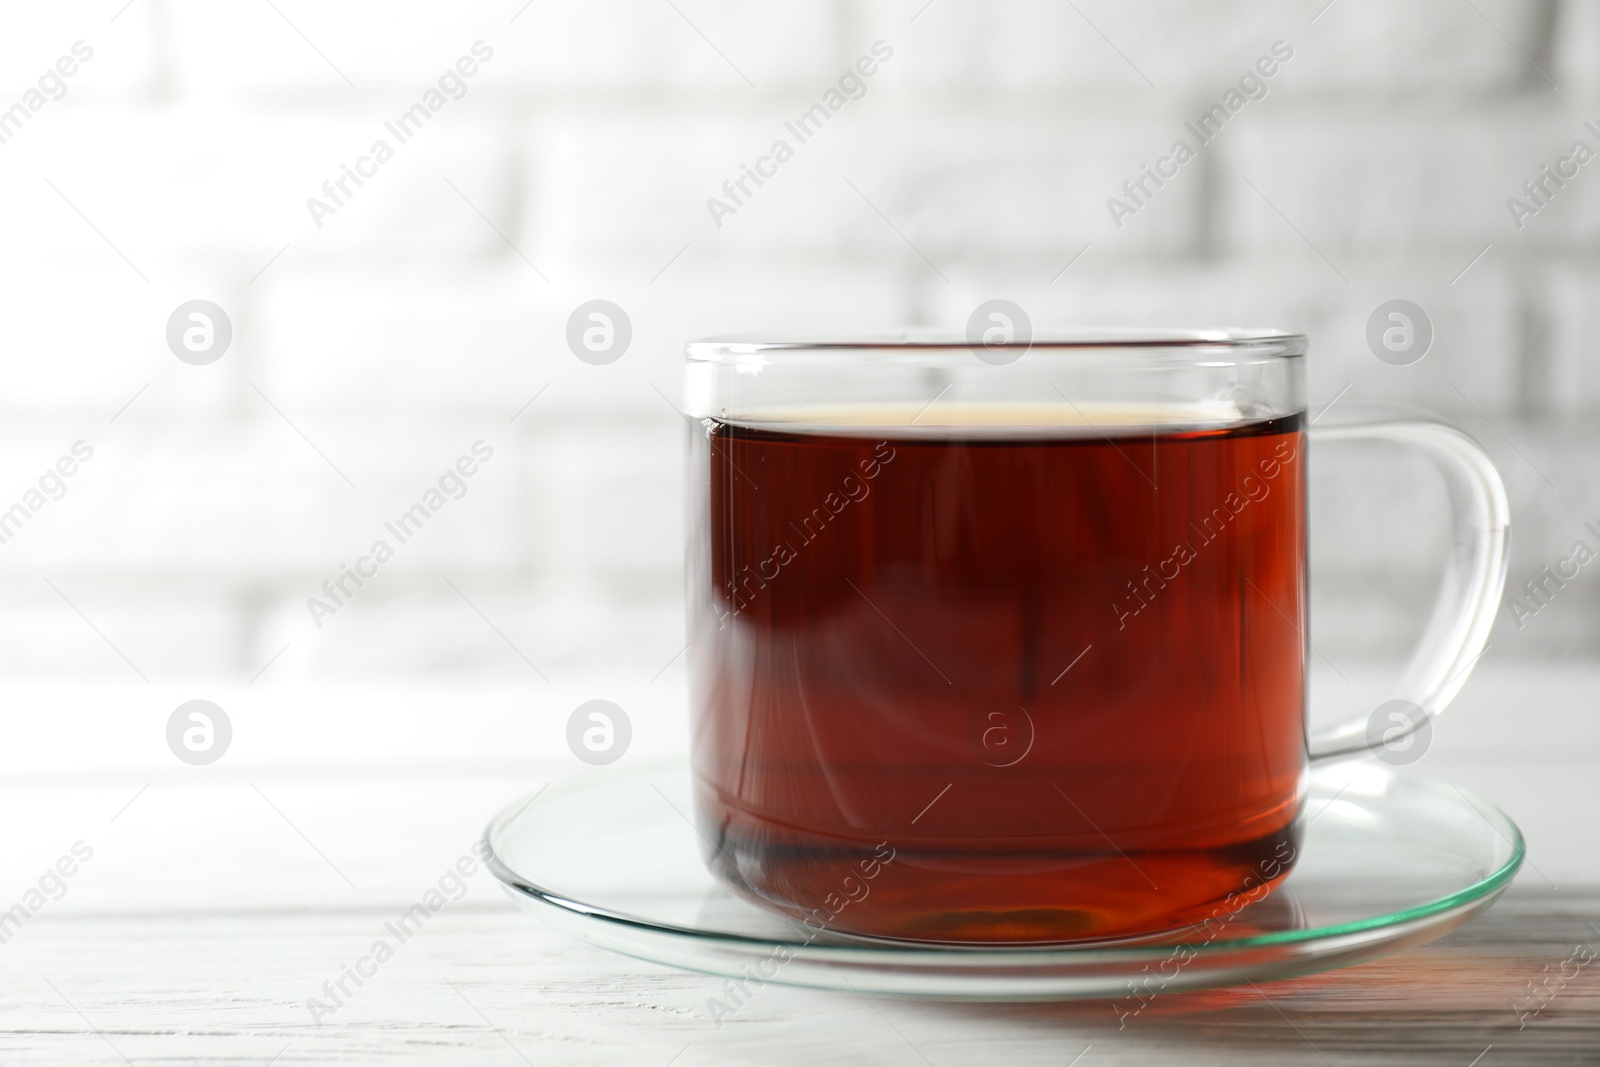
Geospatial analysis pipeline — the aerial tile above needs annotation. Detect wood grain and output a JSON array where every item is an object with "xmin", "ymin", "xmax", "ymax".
[{"xmin": 0, "ymin": 890, "xmax": 1595, "ymax": 1065}]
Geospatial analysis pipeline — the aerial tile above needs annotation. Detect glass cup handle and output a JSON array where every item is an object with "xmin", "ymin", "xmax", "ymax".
[{"xmin": 1306, "ymin": 411, "xmax": 1511, "ymax": 762}]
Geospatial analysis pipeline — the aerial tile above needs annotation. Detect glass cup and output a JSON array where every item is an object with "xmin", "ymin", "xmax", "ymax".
[{"xmin": 681, "ymin": 330, "xmax": 1509, "ymax": 943}]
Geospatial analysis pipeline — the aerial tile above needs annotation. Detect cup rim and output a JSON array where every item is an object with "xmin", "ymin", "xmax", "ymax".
[{"xmin": 687, "ymin": 327, "xmax": 1308, "ymax": 362}]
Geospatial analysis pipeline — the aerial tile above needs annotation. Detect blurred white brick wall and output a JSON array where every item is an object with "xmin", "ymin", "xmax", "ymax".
[{"xmin": 0, "ymin": 0, "xmax": 1595, "ymax": 682}]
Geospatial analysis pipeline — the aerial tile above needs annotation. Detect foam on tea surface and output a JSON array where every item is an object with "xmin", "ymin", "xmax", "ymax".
[{"xmin": 724, "ymin": 399, "xmax": 1250, "ymax": 436}]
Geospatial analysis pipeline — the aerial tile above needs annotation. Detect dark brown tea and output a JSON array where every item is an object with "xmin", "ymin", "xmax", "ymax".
[{"xmin": 687, "ymin": 406, "xmax": 1307, "ymax": 942}]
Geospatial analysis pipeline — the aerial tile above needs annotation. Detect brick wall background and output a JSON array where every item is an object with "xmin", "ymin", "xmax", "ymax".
[{"xmin": 1, "ymin": 0, "xmax": 1595, "ymax": 686}]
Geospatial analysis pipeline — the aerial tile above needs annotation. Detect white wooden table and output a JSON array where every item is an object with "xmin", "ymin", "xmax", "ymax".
[{"xmin": 2, "ymin": 666, "xmax": 1595, "ymax": 1065}]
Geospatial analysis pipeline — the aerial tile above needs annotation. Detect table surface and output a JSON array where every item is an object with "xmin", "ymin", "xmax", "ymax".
[{"xmin": 1, "ymin": 665, "xmax": 1596, "ymax": 1066}]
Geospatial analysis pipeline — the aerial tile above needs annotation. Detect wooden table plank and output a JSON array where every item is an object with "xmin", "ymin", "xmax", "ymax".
[{"xmin": 0, "ymin": 889, "xmax": 1595, "ymax": 1066}]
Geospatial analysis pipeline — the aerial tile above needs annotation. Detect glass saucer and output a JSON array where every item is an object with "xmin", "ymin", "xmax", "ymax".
[{"xmin": 483, "ymin": 760, "xmax": 1522, "ymax": 1000}]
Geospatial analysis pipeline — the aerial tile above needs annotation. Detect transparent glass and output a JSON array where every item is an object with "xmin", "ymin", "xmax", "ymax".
[
  {"xmin": 678, "ymin": 330, "xmax": 1508, "ymax": 945},
  {"xmin": 1304, "ymin": 410, "xmax": 1510, "ymax": 757},
  {"xmin": 484, "ymin": 760, "xmax": 1523, "ymax": 999},
  {"xmin": 684, "ymin": 328, "xmax": 1307, "ymax": 434}
]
